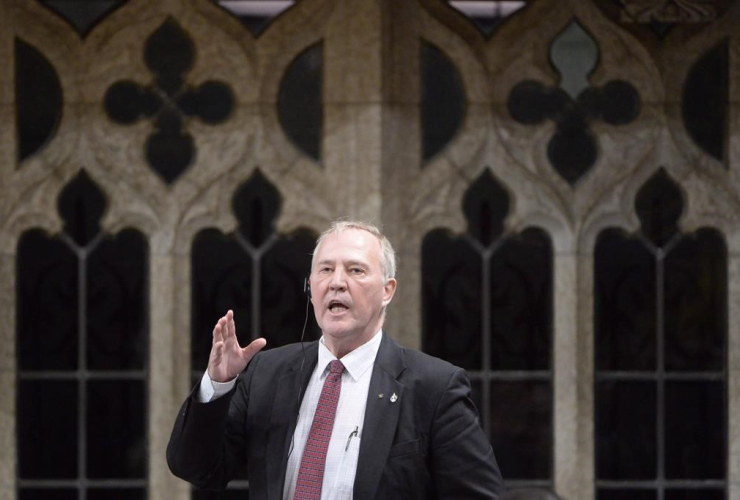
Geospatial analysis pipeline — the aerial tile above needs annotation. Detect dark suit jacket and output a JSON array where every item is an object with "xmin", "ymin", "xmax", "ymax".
[{"xmin": 167, "ymin": 333, "xmax": 504, "ymax": 499}]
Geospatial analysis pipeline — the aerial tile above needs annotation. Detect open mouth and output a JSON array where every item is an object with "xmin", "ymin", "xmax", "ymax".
[{"xmin": 328, "ymin": 300, "xmax": 349, "ymax": 313}]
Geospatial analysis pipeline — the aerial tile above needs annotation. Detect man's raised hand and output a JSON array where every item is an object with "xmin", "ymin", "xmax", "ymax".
[{"xmin": 208, "ymin": 310, "xmax": 266, "ymax": 383}]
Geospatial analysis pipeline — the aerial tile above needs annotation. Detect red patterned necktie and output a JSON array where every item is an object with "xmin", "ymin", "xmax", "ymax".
[{"xmin": 293, "ymin": 359, "xmax": 345, "ymax": 500}]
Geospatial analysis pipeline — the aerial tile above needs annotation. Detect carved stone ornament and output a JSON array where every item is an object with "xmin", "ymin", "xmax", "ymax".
[{"xmin": 620, "ymin": 0, "xmax": 717, "ymax": 23}]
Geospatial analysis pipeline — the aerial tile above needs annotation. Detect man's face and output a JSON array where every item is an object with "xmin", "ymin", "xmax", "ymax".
[{"xmin": 310, "ymin": 228, "xmax": 397, "ymax": 355}]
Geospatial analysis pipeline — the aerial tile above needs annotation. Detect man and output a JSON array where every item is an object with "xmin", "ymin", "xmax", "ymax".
[{"xmin": 167, "ymin": 221, "xmax": 504, "ymax": 499}]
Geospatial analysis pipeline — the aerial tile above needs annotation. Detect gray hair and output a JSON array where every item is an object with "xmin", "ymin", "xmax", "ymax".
[{"xmin": 311, "ymin": 220, "xmax": 397, "ymax": 282}]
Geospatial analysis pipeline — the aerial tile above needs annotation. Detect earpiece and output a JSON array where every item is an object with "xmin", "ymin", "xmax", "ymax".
[{"xmin": 304, "ymin": 277, "xmax": 312, "ymax": 299}]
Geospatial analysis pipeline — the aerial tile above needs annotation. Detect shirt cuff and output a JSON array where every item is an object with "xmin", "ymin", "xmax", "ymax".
[{"xmin": 196, "ymin": 370, "xmax": 238, "ymax": 403}]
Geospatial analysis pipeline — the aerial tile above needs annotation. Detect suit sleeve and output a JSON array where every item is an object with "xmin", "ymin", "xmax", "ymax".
[
  {"xmin": 429, "ymin": 368, "xmax": 505, "ymax": 499},
  {"xmin": 166, "ymin": 352, "xmax": 261, "ymax": 490}
]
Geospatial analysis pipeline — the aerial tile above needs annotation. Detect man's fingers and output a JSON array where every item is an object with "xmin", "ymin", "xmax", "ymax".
[
  {"xmin": 227, "ymin": 310, "xmax": 237, "ymax": 341},
  {"xmin": 213, "ymin": 323, "xmax": 223, "ymax": 344},
  {"xmin": 242, "ymin": 338, "xmax": 266, "ymax": 361},
  {"xmin": 212, "ymin": 341, "xmax": 223, "ymax": 360}
]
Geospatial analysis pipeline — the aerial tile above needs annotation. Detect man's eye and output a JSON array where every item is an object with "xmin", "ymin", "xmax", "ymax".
[{"xmin": 350, "ymin": 268, "xmax": 363, "ymax": 274}]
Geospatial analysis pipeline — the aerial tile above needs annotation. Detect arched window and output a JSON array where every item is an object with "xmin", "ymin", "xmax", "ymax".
[
  {"xmin": 422, "ymin": 170, "xmax": 553, "ymax": 489},
  {"xmin": 190, "ymin": 170, "xmax": 319, "ymax": 498},
  {"xmin": 16, "ymin": 170, "xmax": 149, "ymax": 499},
  {"xmin": 595, "ymin": 169, "xmax": 727, "ymax": 500}
]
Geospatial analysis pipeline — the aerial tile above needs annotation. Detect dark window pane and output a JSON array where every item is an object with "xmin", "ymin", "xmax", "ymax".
[
  {"xmin": 144, "ymin": 17, "xmax": 194, "ymax": 96},
  {"xmin": 682, "ymin": 39, "xmax": 729, "ymax": 165},
  {"xmin": 38, "ymin": 0, "xmax": 127, "ymax": 37},
  {"xmin": 177, "ymin": 80, "xmax": 234, "ymax": 125},
  {"xmin": 233, "ymin": 170, "xmax": 281, "ymax": 248},
  {"xmin": 191, "ymin": 229, "xmax": 253, "ymax": 372},
  {"xmin": 421, "ymin": 40, "xmax": 465, "ymax": 161},
  {"xmin": 635, "ymin": 169, "xmax": 683, "ymax": 249},
  {"xmin": 15, "ymin": 37, "xmax": 62, "ymax": 162},
  {"xmin": 665, "ymin": 489, "xmax": 725, "ymax": 500},
  {"xmin": 508, "ymin": 80, "xmax": 554, "ymax": 125},
  {"xmin": 595, "ymin": 229, "xmax": 656, "ymax": 371},
  {"xmin": 580, "ymin": 80, "xmax": 641, "ymax": 126},
  {"xmin": 596, "ymin": 381, "xmax": 656, "ymax": 480},
  {"xmin": 665, "ymin": 381, "xmax": 725, "ymax": 479},
  {"xmin": 597, "ymin": 489, "xmax": 656, "ymax": 500},
  {"xmin": 490, "ymin": 381, "xmax": 551, "ymax": 480},
  {"xmin": 87, "ymin": 229, "xmax": 148, "ymax": 370},
  {"xmin": 18, "ymin": 381, "xmax": 78, "ymax": 478},
  {"xmin": 88, "ymin": 489, "xmax": 146, "ymax": 500},
  {"xmin": 19, "ymin": 490, "xmax": 77, "ymax": 500},
  {"xmin": 58, "ymin": 170, "xmax": 107, "ymax": 248},
  {"xmin": 87, "ymin": 380, "xmax": 146, "ymax": 479},
  {"xmin": 278, "ymin": 42, "xmax": 323, "ymax": 161},
  {"xmin": 664, "ymin": 229, "xmax": 726, "ymax": 372},
  {"xmin": 547, "ymin": 116, "xmax": 597, "ymax": 186},
  {"xmin": 145, "ymin": 109, "xmax": 194, "ymax": 184},
  {"xmin": 104, "ymin": 81, "xmax": 161, "ymax": 125},
  {"xmin": 490, "ymin": 228, "xmax": 552, "ymax": 370},
  {"xmin": 261, "ymin": 229, "xmax": 320, "ymax": 348},
  {"xmin": 463, "ymin": 169, "xmax": 509, "ymax": 247},
  {"xmin": 422, "ymin": 230, "xmax": 482, "ymax": 370},
  {"xmin": 17, "ymin": 230, "xmax": 78, "ymax": 371},
  {"xmin": 193, "ymin": 489, "xmax": 249, "ymax": 500}
]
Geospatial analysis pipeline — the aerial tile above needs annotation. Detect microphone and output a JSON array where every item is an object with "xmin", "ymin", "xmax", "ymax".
[
  {"xmin": 289, "ymin": 277, "xmax": 311, "ymax": 459},
  {"xmin": 298, "ymin": 276, "xmax": 311, "ymax": 392}
]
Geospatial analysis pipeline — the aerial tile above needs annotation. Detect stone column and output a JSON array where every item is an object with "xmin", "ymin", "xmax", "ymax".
[
  {"xmin": 148, "ymin": 249, "xmax": 193, "ymax": 500},
  {"xmin": 322, "ymin": 0, "xmax": 383, "ymax": 221},
  {"xmin": 0, "ymin": 1, "xmax": 15, "ymax": 497},
  {"xmin": 724, "ymin": 22, "xmax": 739, "ymax": 500},
  {"xmin": 0, "ymin": 254, "xmax": 16, "ymax": 500},
  {"xmin": 553, "ymin": 253, "xmax": 594, "ymax": 500},
  {"xmin": 553, "ymin": 251, "xmax": 595, "ymax": 500},
  {"xmin": 729, "ymin": 253, "xmax": 740, "ymax": 500},
  {"xmin": 379, "ymin": 0, "xmax": 423, "ymax": 349}
]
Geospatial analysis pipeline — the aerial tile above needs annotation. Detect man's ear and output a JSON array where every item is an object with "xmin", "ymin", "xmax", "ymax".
[{"xmin": 382, "ymin": 278, "xmax": 397, "ymax": 307}]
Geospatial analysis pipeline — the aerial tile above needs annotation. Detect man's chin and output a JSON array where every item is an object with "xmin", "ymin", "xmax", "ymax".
[{"xmin": 322, "ymin": 325, "xmax": 354, "ymax": 339}]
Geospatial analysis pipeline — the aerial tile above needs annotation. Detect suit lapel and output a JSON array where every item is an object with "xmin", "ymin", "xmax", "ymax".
[
  {"xmin": 353, "ymin": 334, "xmax": 406, "ymax": 500},
  {"xmin": 266, "ymin": 342, "xmax": 318, "ymax": 500}
]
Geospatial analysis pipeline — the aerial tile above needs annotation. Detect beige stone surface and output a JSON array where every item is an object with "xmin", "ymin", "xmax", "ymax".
[
  {"xmin": 0, "ymin": 257, "xmax": 16, "ymax": 494},
  {"xmin": 324, "ymin": 0, "xmax": 382, "ymax": 104},
  {"xmin": 730, "ymin": 255, "xmax": 740, "ymax": 500},
  {"xmin": 553, "ymin": 253, "xmax": 581, "ymax": 499},
  {"xmin": 149, "ymin": 254, "xmax": 191, "ymax": 500},
  {"xmin": 323, "ymin": 103, "xmax": 383, "ymax": 220}
]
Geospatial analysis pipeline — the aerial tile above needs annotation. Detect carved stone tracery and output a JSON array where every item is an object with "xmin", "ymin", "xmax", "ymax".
[{"xmin": 620, "ymin": 0, "xmax": 717, "ymax": 23}]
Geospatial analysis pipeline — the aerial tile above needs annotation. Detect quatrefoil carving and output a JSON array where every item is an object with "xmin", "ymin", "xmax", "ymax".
[
  {"xmin": 507, "ymin": 21, "xmax": 641, "ymax": 185},
  {"xmin": 104, "ymin": 17, "xmax": 234, "ymax": 184}
]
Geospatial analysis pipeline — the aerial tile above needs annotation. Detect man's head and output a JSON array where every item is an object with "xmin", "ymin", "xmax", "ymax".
[{"xmin": 309, "ymin": 221, "xmax": 397, "ymax": 357}]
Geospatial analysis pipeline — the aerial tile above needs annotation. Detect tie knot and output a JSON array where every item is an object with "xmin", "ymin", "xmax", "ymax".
[{"xmin": 329, "ymin": 360, "xmax": 344, "ymax": 375}]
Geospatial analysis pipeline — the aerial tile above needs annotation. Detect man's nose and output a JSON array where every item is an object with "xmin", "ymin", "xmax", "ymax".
[{"xmin": 329, "ymin": 268, "xmax": 347, "ymax": 291}]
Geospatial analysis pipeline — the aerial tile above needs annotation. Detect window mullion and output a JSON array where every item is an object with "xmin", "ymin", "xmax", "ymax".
[
  {"xmin": 78, "ymin": 244, "xmax": 88, "ymax": 500},
  {"xmin": 656, "ymin": 248, "xmax": 665, "ymax": 500},
  {"xmin": 481, "ymin": 250, "xmax": 492, "ymax": 439}
]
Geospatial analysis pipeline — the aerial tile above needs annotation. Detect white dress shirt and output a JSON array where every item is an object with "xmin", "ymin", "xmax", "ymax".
[{"xmin": 198, "ymin": 330, "xmax": 382, "ymax": 500}]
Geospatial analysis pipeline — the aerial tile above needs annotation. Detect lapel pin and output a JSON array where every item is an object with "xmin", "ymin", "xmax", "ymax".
[
  {"xmin": 390, "ymin": 393, "xmax": 398, "ymax": 403},
  {"xmin": 378, "ymin": 393, "xmax": 384, "ymax": 399}
]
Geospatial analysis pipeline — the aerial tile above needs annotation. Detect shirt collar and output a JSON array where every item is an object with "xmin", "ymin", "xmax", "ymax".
[{"xmin": 317, "ymin": 329, "xmax": 383, "ymax": 382}]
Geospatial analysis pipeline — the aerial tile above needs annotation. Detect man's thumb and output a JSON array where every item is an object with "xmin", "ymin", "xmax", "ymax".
[{"xmin": 242, "ymin": 337, "xmax": 267, "ymax": 360}]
